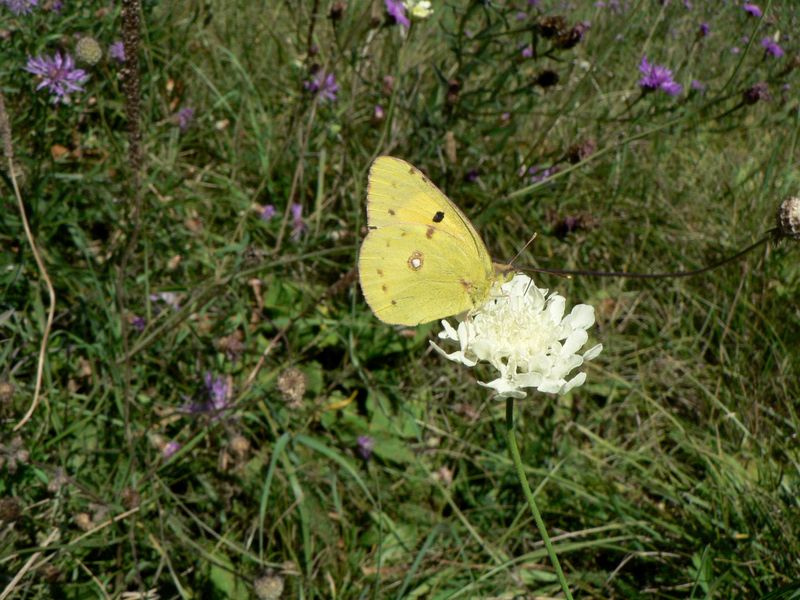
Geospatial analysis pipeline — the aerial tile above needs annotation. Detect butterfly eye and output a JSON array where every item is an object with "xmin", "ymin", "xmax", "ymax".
[{"xmin": 432, "ymin": 211, "xmax": 445, "ymax": 223}]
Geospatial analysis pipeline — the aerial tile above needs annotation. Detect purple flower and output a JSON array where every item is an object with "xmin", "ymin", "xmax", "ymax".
[
  {"xmin": 109, "ymin": 41, "xmax": 126, "ymax": 63},
  {"xmin": 49, "ymin": 0, "xmax": 61, "ymax": 11},
  {"xmin": 683, "ymin": 0, "xmax": 692, "ymax": 8},
  {"xmin": 260, "ymin": 204, "xmax": 276, "ymax": 221},
  {"xmin": 291, "ymin": 203, "xmax": 306, "ymax": 240},
  {"xmin": 204, "ymin": 372, "xmax": 230, "ymax": 412},
  {"xmin": 515, "ymin": 11, "xmax": 527, "ymax": 20},
  {"xmin": 521, "ymin": 45, "xmax": 533, "ymax": 58},
  {"xmin": 2, "ymin": 0, "xmax": 37, "ymax": 14},
  {"xmin": 373, "ymin": 104, "xmax": 385, "ymax": 121},
  {"xmin": 731, "ymin": 46, "xmax": 741, "ymax": 54},
  {"xmin": 761, "ymin": 37, "xmax": 784, "ymax": 58},
  {"xmin": 699, "ymin": 22, "xmax": 710, "ymax": 37},
  {"xmin": 638, "ymin": 56, "xmax": 683, "ymax": 96},
  {"xmin": 384, "ymin": 0, "xmax": 409, "ymax": 28},
  {"xmin": 356, "ymin": 435, "xmax": 374, "ymax": 461},
  {"xmin": 163, "ymin": 441, "xmax": 181, "ymax": 458},
  {"xmin": 527, "ymin": 165, "xmax": 559, "ymax": 183},
  {"xmin": 742, "ymin": 3, "xmax": 762, "ymax": 17},
  {"xmin": 176, "ymin": 106, "xmax": 194, "ymax": 131},
  {"xmin": 691, "ymin": 79, "xmax": 706, "ymax": 91},
  {"xmin": 464, "ymin": 168, "xmax": 479, "ymax": 183},
  {"xmin": 25, "ymin": 52, "xmax": 88, "ymax": 104},
  {"xmin": 305, "ymin": 70, "xmax": 338, "ymax": 102},
  {"xmin": 131, "ymin": 316, "xmax": 147, "ymax": 332}
]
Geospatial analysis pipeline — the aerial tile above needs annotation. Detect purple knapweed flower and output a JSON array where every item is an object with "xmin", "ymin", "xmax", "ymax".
[
  {"xmin": 464, "ymin": 168, "xmax": 479, "ymax": 183},
  {"xmin": 2, "ymin": 0, "xmax": 37, "ymax": 14},
  {"xmin": 699, "ymin": 22, "xmax": 710, "ymax": 37},
  {"xmin": 49, "ymin": 0, "xmax": 61, "ymax": 11},
  {"xmin": 761, "ymin": 37, "xmax": 784, "ymax": 58},
  {"xmin": 305, "ymin": 70, "xmax": 338, "ymax": 102},
  {"xmin": 691, "ymin": 79, "xmax": 706, "ymax": 91},
  {"xmin": 385, "ymin": 0, "xmax": 409, "ymax": 27},
  {"xmin": 260, "ymin": 204, "xmax": 276, "ymax": 221},
  {"xmin": 356, "ymin": 435, "xmax": 375, "ymax": 461},
  {"xmin": 291, "ymin": 203, "xmax": 306, "ymax": 240},
  {"xmin": 731, "ymin": 46, "xmax": 741, "ymax": 54},
  {"xmin": 742, "ymin": 3, "xmax": 762, "ymax": 17},
  {"xmin": 638, "ymin": 56, "xmax": 683, "ymax": 96},
  {"xmin": 109, "ymin": 41, "xmax": 126, "ymax": 63},
  {"xmin": 515, "ymin": 11, "xmax": 527, "ymax": 20},
  {"xmin": 176, "ymin": 106, "xmax": 194, "ymax": 131},
  {"xmin": 521, "ymin": 44, "xmax": 533, "ymax": 58},
  {"xmin": 373, "ymin": 104, "xmax": 385, "ymax": 121},
  {"xmin": 25, "ymin": 52, "xmax": 88, "ymax": 104},
  {"xmin": 204, "ymin": 372, "xmax": 230, "ymax": 412},
  {"xmin": 163, "ymin": 441, "xmax": 181, "ymax": 458},
  {"xmin": 131, "ymin": 316, "xmax": 147, "ymax": 332}
]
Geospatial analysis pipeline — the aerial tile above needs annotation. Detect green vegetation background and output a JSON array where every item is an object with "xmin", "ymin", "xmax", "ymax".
[{"xmin": 1, "ymin": 0, "xmax": 799, "ymax": 598}]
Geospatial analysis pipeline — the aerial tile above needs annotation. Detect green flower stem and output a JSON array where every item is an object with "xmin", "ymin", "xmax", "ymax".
[{"xmin": 505, "ymin": 398, "xmax": 574, "ymax": 600}]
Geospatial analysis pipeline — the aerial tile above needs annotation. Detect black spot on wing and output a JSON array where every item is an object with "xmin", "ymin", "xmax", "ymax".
[{"xmin": 432, "ymin": 211, "xmax": 444, "ymax": 223}]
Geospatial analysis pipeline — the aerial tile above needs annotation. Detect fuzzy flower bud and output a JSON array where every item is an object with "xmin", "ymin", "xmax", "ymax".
[
  {"xmin": 777, "ymin": 196, "xmax": 800, "ymax": 240},
  {"xmin": 75, "ymin": 36, "xmax": 103, "ymax": 65}
]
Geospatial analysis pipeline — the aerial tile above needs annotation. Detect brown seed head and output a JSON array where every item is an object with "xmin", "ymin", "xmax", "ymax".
[
  {"xmin": 537, "ymin": 15, "xmax": 567, "ymax": 38},
  {"xmin": 777, "ymin": 196, "xmax": 800, "ymax": 240},
  {"xmin": 254, "ymin": 571, "xmax": 285, "ymax": 600},
  {"xmin": 278, "ymin": 367, "xmax": 307, "ymax": 408}
]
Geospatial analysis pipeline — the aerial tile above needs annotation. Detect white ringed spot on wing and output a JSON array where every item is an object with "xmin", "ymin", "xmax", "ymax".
[{"xmin": 407, "ymin": 250, "xmax": 424, "ymax": 271}]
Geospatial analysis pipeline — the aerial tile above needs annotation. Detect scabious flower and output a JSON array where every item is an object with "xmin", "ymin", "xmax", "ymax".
[
  {"xmin": 356, "ymin": 436, "xmax": 375, "ymax": 460},
  {"xmin": 291, "ymin": 203, "xmax": 306, "ymax": 239},
  {"xmin": 761, "ymin": 37, "xmax": 784, "ymax": 58},
  {"xmin": 638, "ymin": 56, "xmax": 682, "ymax": 96},
  {"xmin": 109, "ymin": 41, "xmax": 126, "ymax": 63},
  {"xmin": 305, "ymin": 70, "xmax": 338, "ymax": 102},
  {"xmin": 405, "ymin": 0, "xmax": 432, "ymax": 19},
  {"xmin": 25, "ymin": 52, "xmax": 88, "ymax": 104},
  {"xmin": 2, "ymin": 0, "xmax": 37, "ymax": 14},
  {"xmin": 527, "ymin": 165, "xmax": 559, "ymax": 183},
  {"xmin": 432, "ymin": 274, "xmax": 602, "ymax": 398},
  {"xmin": 384, "ymin": 0, "xmax": 409, "ymax": 27},
  {"xmin": 205, "ymin": 372, "xmax": 230, "ymax": 412},
  {"xmin": 742, "ymin": 3, "xmax": 762, "ymax": 17}
]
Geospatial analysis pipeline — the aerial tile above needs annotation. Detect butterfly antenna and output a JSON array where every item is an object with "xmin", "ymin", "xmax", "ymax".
[{"xmin": 509, "ymin": 232, "xmax": 537, "ymax": 268}]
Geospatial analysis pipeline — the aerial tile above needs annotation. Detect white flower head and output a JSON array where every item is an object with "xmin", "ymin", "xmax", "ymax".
[
  {"xmin": 431, "ymin": 274, "xmax": 602, "ymax": 398},
  {"xmin": 404, "ymin": 0, "xmax": 433, "ymax": 19}
]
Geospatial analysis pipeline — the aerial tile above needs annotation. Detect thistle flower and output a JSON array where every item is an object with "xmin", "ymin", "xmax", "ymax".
[
  {"xmin": 109, "ymin": 41, "xmax": 126, "ymax": 63},
  {"xmin": 742, "ymin": 3, "xmax": 762, "ymax": 17},
  {"xmin": 638, "ymin": 56, "xmax": 682, "ymax": 96},
  {"xmin": 432, "ymin": 274, "xmax": 602, "ymax": 398},
  {"xmin": 305, "ymin": 70, "xmax": 338, "ymax": 102},
  {"xmin": 25, "ymin": 52, "xmax": 88, "ymax": 104},
  {"xmin": 761, "ymin": 37, "xmax": 784, "ymax": 58},
  {"xmin": 385, "ymin": 0, "xmax": 409, "ymax": 27},
  {"xmin": 2, "ymin": 0, "xmax": 37, "ymax": 14}
]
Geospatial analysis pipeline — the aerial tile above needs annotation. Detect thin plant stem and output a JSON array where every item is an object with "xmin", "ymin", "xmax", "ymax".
[{"xmin": 505, "ymin": 398, "xmax": 574, "ymax": 600}]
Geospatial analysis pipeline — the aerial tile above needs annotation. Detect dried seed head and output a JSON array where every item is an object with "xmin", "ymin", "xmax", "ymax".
[
  {"xmin": 743, "ymin": 81, "xmax": 770, "ymax": 105},
  {"xmin": 535, "ymin": 69, "xmax": 559, "ymax": 88},
  {"xmin": 329, "ymin": 1, "xmax": 346, "ymax": 20},
  {"xmin": 121, "ymin": 487, "xmax": 141, "ymax": 509},
  {"xmin": 277, "ymin": 367, "xmax": 307, "ymax": 408},
  {"xmin": 229, "ymin": 434, "xmax": 251, "ymax": 459},
  {"xmin": 777, "ymin": 196, "xmax": 800, "ymax": 240},
  {"xmin": 537, "ymin": 15, "xmax": 567, "ymax": 38},
  {"xmin": 0, "ymin": 497, "xmax": 22, "ymax": 522},
  {"xmin": 566, "ymin": 138, "xmax": 596, "ymax": 164},
  {"xmin": 0, "ymin": 380, "xmax": 13, "ymax": 402},
  {"xmin": 254, "ymin": 571, "xmax": 285, "ymax": 600},
  {"xmin": 75, "ymin": 512, "xmax": 93, "ymax": 531},
  {"xmin": 75, "ymin": 36, "xmax": 103, "ymax": 65}
]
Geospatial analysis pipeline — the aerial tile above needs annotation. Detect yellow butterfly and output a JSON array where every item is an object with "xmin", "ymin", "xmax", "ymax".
[{"xmin": 358, "ymin": 156, "xmax": 511, "ymax": 326}]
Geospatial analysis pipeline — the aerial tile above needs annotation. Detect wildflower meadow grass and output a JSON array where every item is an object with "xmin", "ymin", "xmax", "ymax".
[{"xmin": 1, "ymin": 0, "xmax": 799, "ymax": 598}]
